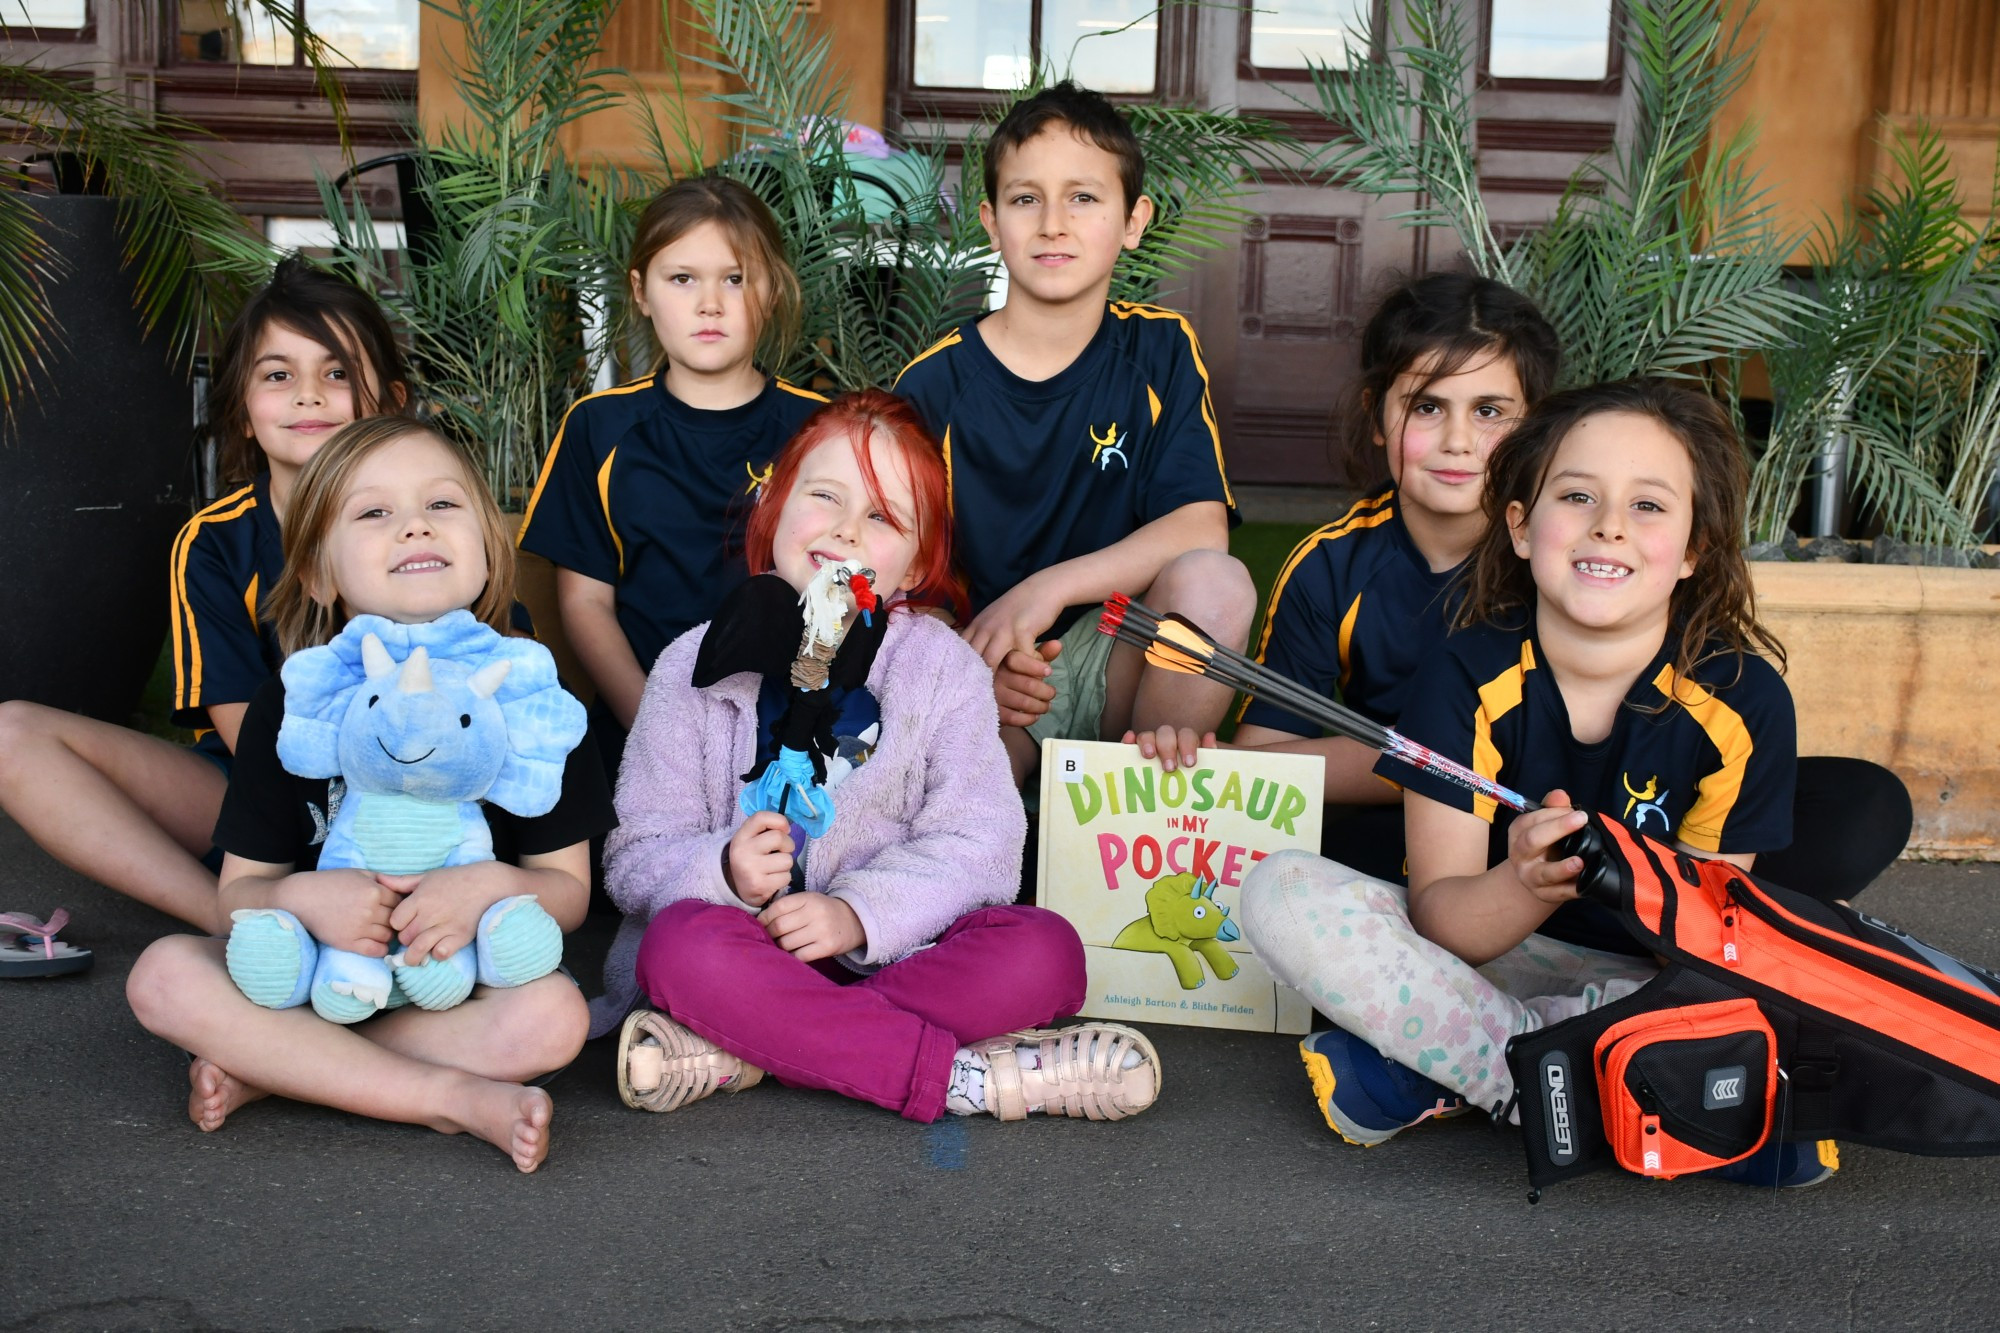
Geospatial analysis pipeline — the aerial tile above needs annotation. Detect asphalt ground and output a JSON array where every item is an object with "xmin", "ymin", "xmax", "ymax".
[{"xmin": 6, "ymin": 811, "xmax": 2000, "ymax": 1332}]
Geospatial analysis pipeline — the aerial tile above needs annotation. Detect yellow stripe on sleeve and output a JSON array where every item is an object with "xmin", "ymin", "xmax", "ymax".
[
  {"xmin": 242, "ymin": 572, "xmax": 260, "ymax": 627},
  {"xmin": 596, "ymin": 446, "xmax": 624, "ymax": 577},
  {"xmin": 170, "ymin": 485, "xmax": 258, "ymax": 710},
  {"xmin": 1111, "ymin": 302, "xmax": 1233, "ymax": 508},
  {"xmin": 1146, "ymin": 385, "xmax": 1162, "ymax": 426},
  {"xmin": 775, "ymin": 378, "xmax": 830, "ymax": 403},
  {"xmin": 1231, "ymin": 490, "xmax": 1395, "ymax": 725},
  {"xmin": 940, "ymin": 425, "xmax": 954, "ymax": 515},
  {"xmin": 1336, "ymin": 593, "xmax": 1362, "ymax": 693},
  {"xmin": 1245, "ymin": 490, "xmax": 1395, "ymax": 663},
  {"xmin": 1658, "ymin": 662, "xmax": 1755, "ymax": 853},
  {"xmin": 893, "ymin": 331, "xmax": 963, "ymax": 387},
  {"xmin": 517, "ymin": 376, "xmax": 653, "ymax": 546},
  {"xmin": 1470, "ymin": 640, "xmax": 1535, "ymax": 823}
]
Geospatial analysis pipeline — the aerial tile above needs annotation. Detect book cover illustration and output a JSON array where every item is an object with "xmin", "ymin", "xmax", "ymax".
[{"xmin": 1037, "ymin": 739, "xmax": 1324, "ymax": 1034}]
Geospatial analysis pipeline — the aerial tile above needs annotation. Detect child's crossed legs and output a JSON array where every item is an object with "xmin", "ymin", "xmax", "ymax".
[
  {"xmin": 127, "ymin": 934, "xmax": 587, "ymax": 1172},
  {"xmin": 1239, "ymin": 849, "xmax": 1655, "ymax": 1113}
]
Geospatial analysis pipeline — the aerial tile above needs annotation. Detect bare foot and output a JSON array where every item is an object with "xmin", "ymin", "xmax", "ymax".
[
  {"xmin": 186, "ymin": 1057, "xmax": 270, "ymax": 1132},
  {"xmin": 452, "ymin": 1081, "xmax": 553, "ymax": 1173}
]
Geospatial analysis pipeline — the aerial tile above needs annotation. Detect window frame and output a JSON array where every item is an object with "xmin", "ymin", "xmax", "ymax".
[
  {"xmin": 1235, "ymin": 0, "xmax": 1384, "ymax": 85},
  {"xmin": 160, "ymin": 0, "xmax": 419, "ymax": 78},
  {"xmin": 1, "ymin": 0, "xmax": 95, "ymax": 44},
  {"xmin": 887, "ymin": 0, "xmax": 1193, "ymax": 123},
  {"xmin": 1477, "ymin": 0, "xmax": 1624, "ymax": 94},
  {"xmin": 150, "ymin": 0, "xmax": 416, "ymax": 151}
]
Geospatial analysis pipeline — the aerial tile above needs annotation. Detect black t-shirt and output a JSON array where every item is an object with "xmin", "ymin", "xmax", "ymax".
[
  {"xmin": 171, "ymin": 474, "xmax": 286, "ymax": 749},
  {"xmin": 516, "ymin": 373, "xmax": 828, "ymax": 673},
  {"xmin": 893, "ymin": 301, "xmax": 1237, "ymax": 638},
  {"xmin": 1239, "ymin": 488, "xmax": 1461, "ymax": 734},
  {"xmin": 214, "ymin": 675, "xmax": 616, "ymax": 872},
  {"xmin": 1387, "ymin": 621, "xmax": 1797, "ymax": 955}
]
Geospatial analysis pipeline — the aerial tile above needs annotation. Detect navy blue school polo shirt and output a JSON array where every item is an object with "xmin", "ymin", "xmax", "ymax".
[
  {"xmin": 1387, "ymin": 621, "xmax": 1797, "ymax": 955},
  {"xmin": 517, "ymin": 373, "xmax": 828, "ymax": 674},
  {"xmin": 1238, "ymin": 488, "xmax": 1461, "ymax": 735},
  {"xmin": 893, "ymin": 301, "xmax": 1237, "ymax": 639},
  {"xmin": 170, "ymin": 475, "xmax": 286, "ymax": 747}
]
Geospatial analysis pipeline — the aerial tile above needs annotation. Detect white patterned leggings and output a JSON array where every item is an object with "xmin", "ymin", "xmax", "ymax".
[{"xmin": 1238, "ymin": 850, "xmax": 1659, "ymax": 1114}]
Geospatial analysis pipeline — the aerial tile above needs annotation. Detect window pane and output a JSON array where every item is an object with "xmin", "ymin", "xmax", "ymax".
[
  {"xmin": 1044, "ymin": 0, "xmax": 1156, "ymax": 94},
  {"xmin": 306, "ymin": 0, "xmax": 419, "ymax": 69},
  {"xmin": 179, "ymin": 0, "xmax": 294, "ymax": 64},
  {"xmin": 1249, "ymin": 0, "xmax": 1371, "ymax": 70},
  {"xmin": 3, "ymin": 0, "xmax": 87, "ymax": 28},
  {"xmin": 1488, "ymin": 0, "xmax": 1611, "ymax": 80},
  {"xmin": 914, "ymin": 0, "xmax": 1032, "ymax": 90}
]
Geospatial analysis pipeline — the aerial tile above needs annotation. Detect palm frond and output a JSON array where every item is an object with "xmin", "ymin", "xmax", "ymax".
[
  {"xmin": 219, "ymin": 0, "xmax": 356, "ymax": 158},
  {"xmin": 1297, "ymin": 0, "xmax": 1808, "ymax": 411},
  {"xmin": 1115, "ymin": 103, "xmax": 1293, "ymax": 303},
  {"xmin": 0, "ymin": 164, "xmax": 65, "ymax": 412},
  {"xmin": 1303, "ymin": 0, "xmax": 1512, "ymax": 282},
  {"xmin": 1750, "ymin": 120, "xmax": 2000, "ymax": 545},
  {"xmin": 0, "ymin": 66, "xmax": 263, "ymax": 415},
  {"xmin": 288, "ymin": 0, "xmax": 645, "ymax": 498}
]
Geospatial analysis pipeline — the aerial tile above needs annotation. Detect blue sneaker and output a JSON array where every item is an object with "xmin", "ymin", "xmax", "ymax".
[
  {"xmin": 1299, "ymin": 1028, "xmax": 1469, "ymax": 1146},
  {"xmin": 1704, "ymin": 1138, "xmax": 1840, "ymax": 1189}
]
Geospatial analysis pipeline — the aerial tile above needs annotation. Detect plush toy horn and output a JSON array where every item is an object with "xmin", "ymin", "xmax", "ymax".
[
  {"xmin": 362, "ymin": 633, "xmax": 396, "ymax": 681},
  {"xmin": 399, "ymin": 646, "xmax": 434, "ymax": 694},
  {"xmin": 467, "ymin": 659, "xmax": 512, "ymax": 699}
]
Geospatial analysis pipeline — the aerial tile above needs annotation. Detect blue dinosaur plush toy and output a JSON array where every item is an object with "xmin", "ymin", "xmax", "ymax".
[{"xmin": 225, "ymin": 611, "xmax": 588, "ymax": 1024}]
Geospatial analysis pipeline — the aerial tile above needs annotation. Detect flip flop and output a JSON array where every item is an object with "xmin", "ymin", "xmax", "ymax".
[{"xmin": 0, "ymin": 909, "xmax": 93, "ymax": 978}]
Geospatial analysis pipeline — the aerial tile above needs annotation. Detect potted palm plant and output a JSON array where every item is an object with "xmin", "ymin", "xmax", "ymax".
[{"xmin": 1742, "ymin": 124, "xmax": 2000, "ymax": 857}]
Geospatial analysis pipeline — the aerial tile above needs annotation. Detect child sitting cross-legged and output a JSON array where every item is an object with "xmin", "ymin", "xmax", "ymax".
[
  {"xmin": 599, "ymin": 391, "xmax": 1161, "ymax": 1124},
  {"xmin": 1239, "ymin": 380, "xmax": 1909, "ymax": 1188},
  {"xmin": 127, "ymin": 417, "xmax": 614, "ymax": 1173}
]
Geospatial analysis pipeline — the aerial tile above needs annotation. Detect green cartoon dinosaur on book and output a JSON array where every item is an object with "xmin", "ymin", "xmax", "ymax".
[{"xmin": 1111, "ymin": 873, "xmax": 1241, "ymax": 989}]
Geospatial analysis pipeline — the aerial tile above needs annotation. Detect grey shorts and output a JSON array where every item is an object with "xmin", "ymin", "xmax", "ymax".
[{"xmin": 1023, "ymin": 619, "xmax": 1118, "ymax": 745}]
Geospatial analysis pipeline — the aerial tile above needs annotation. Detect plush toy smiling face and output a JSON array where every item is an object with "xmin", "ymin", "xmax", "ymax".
[{"xmin": 334, "ymin": 639, "xmax": 512, "ymax": 801}]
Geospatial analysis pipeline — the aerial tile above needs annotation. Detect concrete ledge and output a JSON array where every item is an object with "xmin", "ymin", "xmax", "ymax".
[{"xmin": 1754, "ymin": 561, "xmax": 2000, "ymax": 859}]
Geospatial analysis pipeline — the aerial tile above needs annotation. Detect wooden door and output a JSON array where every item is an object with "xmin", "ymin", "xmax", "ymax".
[{"xmin": 1188, "ymin": 0, "xmax": 1625, "ymax": 487}]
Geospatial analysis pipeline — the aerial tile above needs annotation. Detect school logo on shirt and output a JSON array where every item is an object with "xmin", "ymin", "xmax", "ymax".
[
  {"xmin": 1622, "ymin": 773, "xmax": 1671, "ymax": 833},
  {"xmin": 1089, "ymin": 422, "xmax": 1129, "ymax": 472},
  {"xmin": 743, "ymin": 460, "xmax": 774, "ymax": 498}
]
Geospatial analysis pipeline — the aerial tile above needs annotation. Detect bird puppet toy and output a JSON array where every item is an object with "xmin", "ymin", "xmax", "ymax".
[{"xmin": 693, "ymin": 561, "xmax": 883, "ymax": 848}]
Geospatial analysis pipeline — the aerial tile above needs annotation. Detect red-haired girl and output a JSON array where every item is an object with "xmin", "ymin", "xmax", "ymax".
[{"xmin": 597, "ymin": 390, "xmax": 1163, "ymax": 1125}]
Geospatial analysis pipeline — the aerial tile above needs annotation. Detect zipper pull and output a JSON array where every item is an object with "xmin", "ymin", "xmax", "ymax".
[
  {"xmin": 1641, "ymin": 1114, "xmax": 1664, "ymax": 1174},
  {"xmin": 1720, "ymin": 885, "xmax": 1742, "ymax": 968}
]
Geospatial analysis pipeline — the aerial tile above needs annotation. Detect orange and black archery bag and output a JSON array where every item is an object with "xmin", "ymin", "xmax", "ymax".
[{"xmin": 1506, "ymin": 814, "xmax": 2000, "ymax": 1195}]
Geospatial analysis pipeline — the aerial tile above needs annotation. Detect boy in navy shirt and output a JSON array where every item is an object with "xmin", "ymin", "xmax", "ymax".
[{"xmin": 895, "ymin": 82, "xmax": 1253, "ymax": 787}]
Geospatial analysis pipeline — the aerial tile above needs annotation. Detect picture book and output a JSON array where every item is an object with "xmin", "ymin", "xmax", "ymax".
[{"xmin": 1037, "ymin": 739, "xmax": 1324, "ymax": 1034}]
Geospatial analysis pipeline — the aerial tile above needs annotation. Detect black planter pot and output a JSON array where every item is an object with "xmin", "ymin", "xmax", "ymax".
[{"xmin": 0, "ymin": 194, "xmax": 195, "ymax": 722}]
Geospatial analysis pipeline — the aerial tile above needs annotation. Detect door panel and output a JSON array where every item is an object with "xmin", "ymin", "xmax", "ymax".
[{"xmin": 1190, "ymin": 0, "xmax": 1624, "ymax": 487}]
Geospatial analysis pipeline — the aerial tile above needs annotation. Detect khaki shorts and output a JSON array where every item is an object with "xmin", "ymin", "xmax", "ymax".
[{"xmin": 1023, "ymin": 618, "xmax": 1117, "ymax": 745}]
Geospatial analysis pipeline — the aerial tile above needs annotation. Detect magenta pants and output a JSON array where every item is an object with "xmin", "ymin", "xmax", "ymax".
[{"xmin": 633, "ymin": 899, "xmax": 1088, "ymax": 1123}]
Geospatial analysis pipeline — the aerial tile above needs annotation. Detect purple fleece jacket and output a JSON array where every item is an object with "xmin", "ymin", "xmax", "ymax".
[{"xmin": 590, "ymin": 609, "xmax": 1027, "ymax": 1035}]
